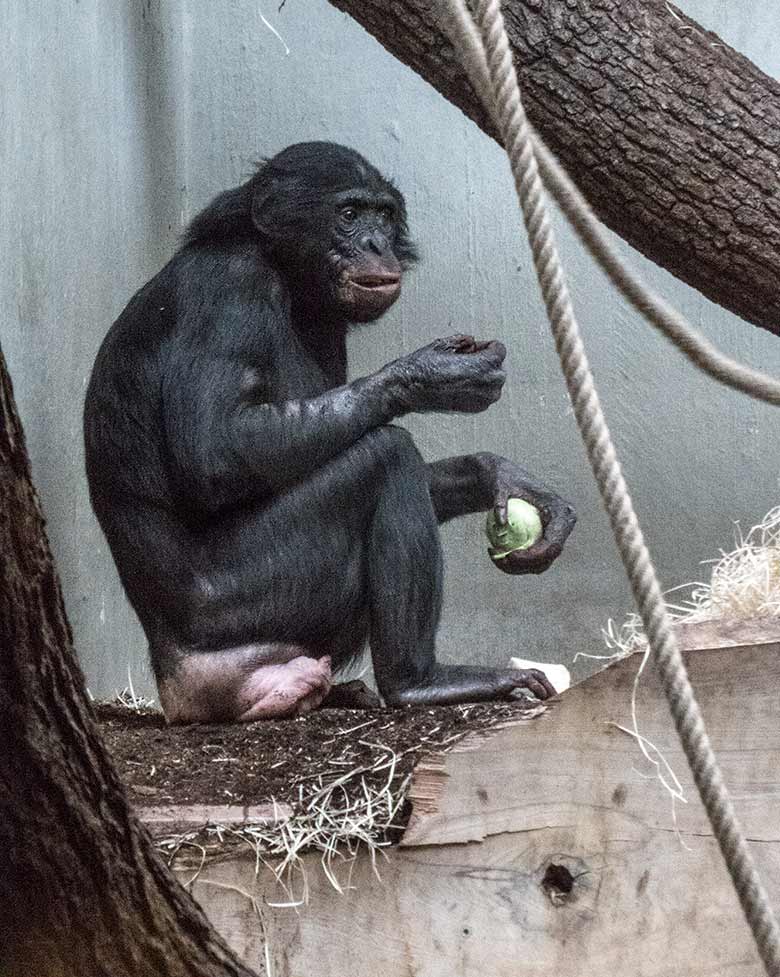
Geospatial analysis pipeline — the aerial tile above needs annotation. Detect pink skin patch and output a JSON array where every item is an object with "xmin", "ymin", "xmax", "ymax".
[
  {"xmin": 158, "ymin": 644, "xmax": 333, "ymax": 724},
  {"xmin": 236, "ymin": 655, "xmax": 332, "ymax": 721}
]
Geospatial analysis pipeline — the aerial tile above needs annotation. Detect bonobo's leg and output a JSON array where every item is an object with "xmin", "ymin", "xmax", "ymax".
[
  {"xmin": 155, "ymin": 427, "xmax": 554, "ymax": 721},
  {"xmin": 367, "ymin": 429, "xmax": 556, "ymax": 706},
  {"xmin": 153, "ymin": 428, "xmax": 400, "ymax": 723}
]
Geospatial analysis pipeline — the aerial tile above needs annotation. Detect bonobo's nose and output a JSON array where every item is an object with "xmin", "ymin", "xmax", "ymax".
[{"xmin": 361, "ymin": 230, "xmax": 390, "ymax": 256}]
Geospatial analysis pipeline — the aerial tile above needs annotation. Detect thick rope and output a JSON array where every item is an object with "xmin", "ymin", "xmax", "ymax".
[
  {"xmin": 441, "ymin": 2, "xmax": 780, "ymax": 407},
  {"xmin": 441, "ymin": 2, "xmax": 780, "ymax": 973}
]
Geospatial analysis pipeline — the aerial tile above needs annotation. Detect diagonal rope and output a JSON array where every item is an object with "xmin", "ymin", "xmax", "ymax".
[
  {"xmin": 441, "ymin": 1, "xmax": 780, "ymax": 407},
  {"xmin": 440, "ymin": 2, "xmax": 780, "ymax": 973}
]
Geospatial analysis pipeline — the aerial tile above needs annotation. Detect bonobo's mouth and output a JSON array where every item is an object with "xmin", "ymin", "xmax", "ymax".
[
  {"xmin": 339, "ymin": 270, "xmax": 402, "ymax": 322},
  {"xmin": 350, "ymin": 273, "xmax": 402, "ymax": 296}
]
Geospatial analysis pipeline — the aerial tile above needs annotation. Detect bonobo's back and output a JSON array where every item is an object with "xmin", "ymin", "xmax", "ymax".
[
  {"xmin": 84, "ymin": 232, "xmax": 265, "ymax": 506},
  {"xmin": 84, "ymin": 266, "xmax": 179, "ymax": 516}
]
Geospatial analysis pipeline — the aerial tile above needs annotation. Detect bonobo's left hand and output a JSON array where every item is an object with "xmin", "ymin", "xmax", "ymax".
[{"xmin": 486, "ymin": 457, "xmax": 576, "ymax": 575}]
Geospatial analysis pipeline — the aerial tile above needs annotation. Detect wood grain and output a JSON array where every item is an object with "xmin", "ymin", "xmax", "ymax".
[{"xmin": 161, "ymin": 619, "xmax": 780, "ymax": 976}]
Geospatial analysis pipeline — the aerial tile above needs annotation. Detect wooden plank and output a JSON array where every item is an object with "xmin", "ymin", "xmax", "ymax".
[
  {"xmin": 674, "ymin": 616, "xmax": 780, "ymax": 650},
  {"xmin": 151, "ymin": 619, "xmax": 780, "ymax": 976},
  {"xmin": 403, "ymin": 622, "xmax": 780, "ymax": 846},
  {"xmin": 139, "ymin": 802, "xmax": 292, "ymax": 838},
  {"xmin": 179, "ymin": 819, "xmax": 778, "ymax": 977}
]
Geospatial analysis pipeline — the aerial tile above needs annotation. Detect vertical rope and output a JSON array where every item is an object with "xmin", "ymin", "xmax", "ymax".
[{"xmin": 441, "ymin": 2, "xmax": 780, "ymax": 972}]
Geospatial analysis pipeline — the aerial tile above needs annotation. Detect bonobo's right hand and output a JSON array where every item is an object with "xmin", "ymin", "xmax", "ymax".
[{"xmin": 387, "ymin": 335, "xmax": 507, "ymax": 414}]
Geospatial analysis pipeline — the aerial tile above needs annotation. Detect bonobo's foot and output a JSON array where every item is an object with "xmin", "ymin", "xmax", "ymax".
[
  {"xmin": 381, "ymin": 663, "xmax": 557, "ymax": 708},
  {"xmin": 236, "ymin": 656, "xmax": 333, "ymax": 721},
  {"xmin": 509, "ymin": 668, "xmax": 557, "ymax": 700},
  {"xmin": 320, "ymin": 679, "xmax": 382, "ymax": 711},
  {"xmin": 157, "ymin": 645, "xmax": 333, "ymax": 723}
]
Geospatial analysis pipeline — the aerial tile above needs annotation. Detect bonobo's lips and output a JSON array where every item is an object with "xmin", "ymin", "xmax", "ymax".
[
  {"xmin": 340, "ymin": 267, "xmax": 402, "ymax": 321},
  {"xmin": 350, "ymin": 273, "xmax": 402, "ymax": 297}
]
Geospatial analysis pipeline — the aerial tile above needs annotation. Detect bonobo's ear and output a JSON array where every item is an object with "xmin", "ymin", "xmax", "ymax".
[
  {"xmin": 250, "ymin": 168, "xmax": 310, "ymax": 255},
  {"xmin": 250, "ymin": 175, "xmax": 279, "ymax": 241},
  {"xmin": 395, "ymin": 230, "xmax": 420, "ymax": 269},
  {"xmin": 250, "ymin": 157, "xmax": 292, "ymax": 244}
]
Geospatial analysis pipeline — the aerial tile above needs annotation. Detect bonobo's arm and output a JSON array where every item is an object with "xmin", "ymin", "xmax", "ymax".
[
  {"xmin": 164, "ymin": 324, "xmax": 506, "ymax": 511},
  {"xmin": 428, "ymin": 453, "xmax": 576, "ymax": 574}
]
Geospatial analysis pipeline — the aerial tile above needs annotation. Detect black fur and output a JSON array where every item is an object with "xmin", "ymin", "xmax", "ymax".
[{"xmin": 84, "ymin": 141, "xmax": 575, "ymax": 708}]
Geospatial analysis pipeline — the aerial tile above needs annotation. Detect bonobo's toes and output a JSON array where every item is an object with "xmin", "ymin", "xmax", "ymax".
[
  {"xmin": 320, "ymin": 679, "xmax": 382, "ymax": 711},
  {"xmin": 511, "ymin": 667, "xmax": 557, "ymax": 700}
]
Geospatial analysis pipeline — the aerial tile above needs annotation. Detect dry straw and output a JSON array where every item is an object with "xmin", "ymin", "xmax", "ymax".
[
  {"xmin": 156, "ymin": 741, "xmax": 411, "ymax": 904},
  {"xmin": 595, "ymin": 506, "xmax": 780, "ymax": 662}
]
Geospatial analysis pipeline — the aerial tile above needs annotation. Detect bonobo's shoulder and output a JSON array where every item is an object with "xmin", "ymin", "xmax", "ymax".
[
  {"xmin": 170, "ymin": 243, "xmax": 288, "ymax": 358},
  {"xmin": 174, "ymin": 240, "xmax": 284, "ymax": 307},
  {"xmin": 101, "ymin": 242, "xmax": 285, "ymax": 366},
  {"xmin": 101, "ymin": 263, "xmax": 177, "ymax": 358}
]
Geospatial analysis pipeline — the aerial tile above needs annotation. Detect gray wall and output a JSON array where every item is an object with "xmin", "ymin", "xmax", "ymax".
[{"xmin": 3, "ymin": 0, "xmax": 779, "ymax": 699}]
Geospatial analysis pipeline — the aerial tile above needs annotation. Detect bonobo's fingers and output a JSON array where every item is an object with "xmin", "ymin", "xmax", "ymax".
[
  {"xmin": 487, "ymin": 461, "xmax": 576, "ymax": 574},
  {"xmin": 494, "ymin": 497, "xmax": 509, "ymax": 526},
  {"xmin": 455, "ymin": 373, "xmax": 506, "ymax": 413},
  {"xmin": 432, "ymin": 336, "xmax": 506, "ymax": 363},
  {"xmin": 490, "ymin": 537, "xmax": 563, "ymax": 576},
  {"xmin": 474, "ymin": 339, "xmax": 507, "ymax": 367},
  {"xmin": 433, "ymin": 334, "xmax": 477, "ymax": 353},
  {"xmin": 439, "ymin": 335, "xmax": 503, "ymax": 357},
  {"xmin": 458, "ymin": 343, "xmax": 507, "ymax": 412},
  {"xmin": 512, "ymin": 667, "xmax": 557, "ymax": 700},
  {"xmin": 489, "ymin": 494, "xmax": 575, "ymax": 575},
  {"xmin": 395, "ymin": 337, "xmax": 509, "ymax": 414}
]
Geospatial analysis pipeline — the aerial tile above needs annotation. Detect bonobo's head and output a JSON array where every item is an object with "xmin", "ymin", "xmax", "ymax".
[{"xmin": 250, "ymin": 142, "xmax": 418, "ymax": 322}]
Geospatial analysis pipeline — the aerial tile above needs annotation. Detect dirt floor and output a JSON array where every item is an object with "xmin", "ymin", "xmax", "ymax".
[{"xmin": 98, "ymin": 698, "xmax": 540, "ymax": 822}]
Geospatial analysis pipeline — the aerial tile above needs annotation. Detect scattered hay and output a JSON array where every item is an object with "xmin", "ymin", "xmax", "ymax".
[
  {"xmin": 587, "ymin": 505, "xmax": 780, "ymax": 663},
  {"xmin": 112, "ymin": 685, "xmax": 156, "ymax": 712},
  {"xmin": 156, "ymin": 741, "xmax": 411, "ymax": 902},
  {"xmin": 107, "ymin": 666, "xmax": 156, "ymax": 712},
  {"xmin": 104, "ymin": 701, "xmax": 537, "ymax": 899},
  {"xmin": 691, "ymin": 505, "xmax": 780, "ymax": 620}
]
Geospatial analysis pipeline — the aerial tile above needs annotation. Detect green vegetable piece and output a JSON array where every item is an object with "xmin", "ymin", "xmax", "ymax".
[{"xmin": 485, "ymin": 498, "xmax": 543, "ymax": 557}]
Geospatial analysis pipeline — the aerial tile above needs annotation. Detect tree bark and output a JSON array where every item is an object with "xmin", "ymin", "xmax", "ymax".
[
  {"xmin": 0, "ymin": 345, "xmax": 259, "ymax": 977},
  {"xmin": 327, "ymin": 0, "xmax": 780, "ymax": 336}
]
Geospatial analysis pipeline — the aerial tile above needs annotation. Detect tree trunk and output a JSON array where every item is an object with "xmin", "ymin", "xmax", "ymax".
[
  {"xmin": 327, "ymin": 0, "xmax": 780, "ymax": 337},
  {"xmin": 0, "ymin": 345, "xmax": 258, "ymax": 977}
]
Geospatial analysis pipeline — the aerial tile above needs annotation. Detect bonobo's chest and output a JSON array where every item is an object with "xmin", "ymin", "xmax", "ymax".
[
  {"xmin": 236, "ymin": 270, "xmax": 349, "ymax": 400},
  {"xmin": 272, "ymin": 321, "xmax": 348, "ymax": 399}
]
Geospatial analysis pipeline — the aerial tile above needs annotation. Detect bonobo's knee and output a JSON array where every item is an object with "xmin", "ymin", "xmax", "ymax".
[{"xmin": 364, "ymin": 424, "xmax": 424, "ymax": 472}]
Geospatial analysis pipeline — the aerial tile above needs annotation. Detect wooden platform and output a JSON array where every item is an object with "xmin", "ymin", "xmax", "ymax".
[{"xmin": 143, "ymin": 620, "xmax": 780, "ymax": 977}]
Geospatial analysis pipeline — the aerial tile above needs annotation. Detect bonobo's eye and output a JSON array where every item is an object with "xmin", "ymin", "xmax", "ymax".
[
  {"xmin": 378, "ymin": 206, "xmax": 395, "ymax": 225},
  {"xmin": 340, "ymin": 206, "xmax": 358, "ymax": 226}
]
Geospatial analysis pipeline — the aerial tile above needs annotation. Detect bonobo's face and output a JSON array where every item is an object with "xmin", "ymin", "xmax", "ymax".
[
  {"xmin": 251, "ymin": 142, "xmax": 418, "ymax": 323},
  {"xmin": 328, "ymin": 188, "xmax": 406, "ymax": 323}
]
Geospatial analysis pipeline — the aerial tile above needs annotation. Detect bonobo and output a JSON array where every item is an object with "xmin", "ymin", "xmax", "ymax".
[{"xmin": 84, "ymin": 142, "xmax": 576, "ymax": 723}]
